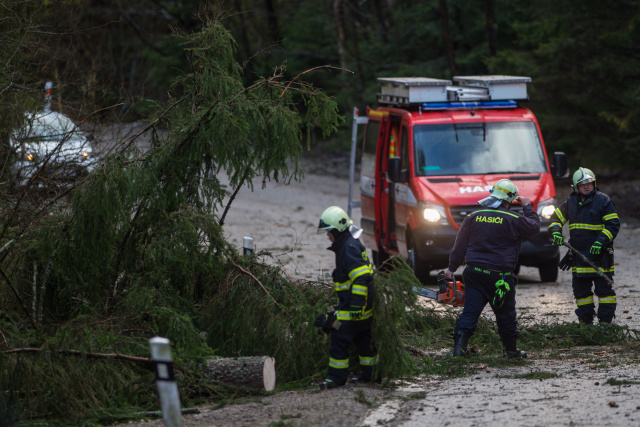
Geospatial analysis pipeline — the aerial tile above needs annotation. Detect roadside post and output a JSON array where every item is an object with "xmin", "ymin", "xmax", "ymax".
[
  {"xmin": 243, "ymin": 236, "xmax": 254, "ymax": 256},
  {"xmin": 149, "ymin": 337, "xmax": 183, "ymax": 427}
]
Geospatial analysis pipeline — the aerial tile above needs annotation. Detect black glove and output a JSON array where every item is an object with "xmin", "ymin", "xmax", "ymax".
[
  {"xmin": 314, "ymin": 311, "xmax": 339, "ymax": 334},
  {"xmin": 558, "ymin": 250, "xmax": 574, "ymax": 271},
  {"xmin": 492, "ymin": 279, "xmax": 511, "ymax": 308}
]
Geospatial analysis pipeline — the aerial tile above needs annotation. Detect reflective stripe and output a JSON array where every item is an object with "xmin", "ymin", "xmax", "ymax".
[
  {"xmin": 569, "ymin": 223, "xmax": 604, "ymax": 231},
  {"xmin": 359, "ymin": 355, "xmax": 379, "ymax": 366},
  {"xmin": 598, "ymin": 296, "xmax": 617, "ymax": 304},
  {"xmin": 572, "ymin": 266, "xmax": 615, "ymax": 274},
  {"xmin": 472, "ymin": 209, "xmax": 519, "ymax": 219},
  {"xmin": 548, "ymin": 222, "xmax": 563, "ymax": 230},
  {"xmin": 336, "ymin": 308, "xmax": 374, "ymax": 321},
  {"xmin": 576, "ymin": 296, "xmax": 594, "ymax": 306},
  {"xmin": 602, "ymin": 229, "xmax": 613, "ymax": 241},
  {"xmin": 603, "ymin": 213, "xmax": 619, "ymax": 221},
  {"xmin": 334, "ymin": 281, "xmax": 351, "ymax": 292},
  {"xmin": 329, "ymin": 357, "xmax": 349, "ymax": 369},
  {"xmin": 353, "ymin": 284, "xmax": 368, "ymax": 296},
  {"xmin": 554, "ymin": 208, "xmax": 566, "ymax": 224},
  {"xmin": 349, "ymin": 264, "xmax": 374, "ymax": 281}
]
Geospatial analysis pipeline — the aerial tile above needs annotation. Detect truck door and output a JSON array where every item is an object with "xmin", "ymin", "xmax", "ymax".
[
  {"xmin": 360, "ymin": 110, "xmax": 391, "ymax": 252},
  {"xmin": 392, "ymin": 123, "xmax": 411, "ymax": 253}
]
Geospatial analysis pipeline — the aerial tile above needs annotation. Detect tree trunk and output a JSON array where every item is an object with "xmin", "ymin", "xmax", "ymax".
[
  {"xmin": 333, "ymin": 0, "xmax": 348, "ymax": 69},
  {"xmin": 485, "ymin": 0, "xmax": 497, "ymax": 57},
  {"xmin": 203, "ymin": 356, "xmax": 276, "ymax": 391},
  {"xmin": 438, "ymin": 0, "xmax": 458, "ymax": 76}
]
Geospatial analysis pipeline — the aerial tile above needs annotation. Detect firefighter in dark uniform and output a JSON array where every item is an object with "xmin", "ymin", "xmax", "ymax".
[
  {"xmin": 548, "ymin": 167, "xmax": 620, "ymax": 324},
  {"xmin": 316, "ymin": 206, "xmax": 379, "ymax": 389},
  {"xmin": 445, "ymin": 179, "xmax": 540, "ymax": 358}
]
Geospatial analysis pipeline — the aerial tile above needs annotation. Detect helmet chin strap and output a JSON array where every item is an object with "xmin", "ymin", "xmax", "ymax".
[{"xmin": 328, "ymin": 228, "xmax": 343, "ymax": 240}]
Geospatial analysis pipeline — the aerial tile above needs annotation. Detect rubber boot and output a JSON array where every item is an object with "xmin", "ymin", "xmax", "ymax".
[
  {"xmin": 597, "ymin": 314, "xmax": 614, "ymax": 324},
  {"xmin": 453, "ymin": 331, "xmax": 471, "ymax": 357},
  {"xmin": 319, "ymin": 378, "xmax": 344, "ymax": 390},
  {"xmin": 351, "ymin": 371, "xmax": 382, "ymax": 385},
  {"xmin": 578, "ymin": 315, "xmax": 594, "ymax": 325},
  {"xmin": 502, "ymin": 336, "xmax": 527, "ymax": 359}
]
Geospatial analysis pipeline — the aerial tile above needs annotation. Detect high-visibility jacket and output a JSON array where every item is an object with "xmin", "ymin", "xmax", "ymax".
[
  {"xmin": 548, "ymin": 190, "xmax": 620, "ymax": 277},
  {"xmin": 328, "ymin": 230, "xmax": 375, "ymax": 332},
  {"xmin": 448, "ymin": 204, "xmax": 540, "ymax": 273}
]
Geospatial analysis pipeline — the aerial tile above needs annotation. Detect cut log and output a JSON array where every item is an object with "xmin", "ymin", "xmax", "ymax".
[{"xmin": 203, "ymin": 356, "xmax": 276, "ymax": 391}]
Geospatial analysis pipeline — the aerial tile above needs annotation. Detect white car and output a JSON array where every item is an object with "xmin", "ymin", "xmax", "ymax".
[{"xmin": 11, "ymin": 109, "xmax": 95, "ymax": 186}]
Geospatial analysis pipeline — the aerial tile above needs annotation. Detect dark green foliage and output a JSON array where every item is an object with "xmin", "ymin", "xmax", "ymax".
[{"xmin": 519, "ymin": 322, "xmax": 638, "ymax": 349}]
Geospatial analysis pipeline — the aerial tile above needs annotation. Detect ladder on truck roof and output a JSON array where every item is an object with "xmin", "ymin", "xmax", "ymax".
[{"xmin": 377, "ymin": 75, "xmax": 531, "ymax": 106}]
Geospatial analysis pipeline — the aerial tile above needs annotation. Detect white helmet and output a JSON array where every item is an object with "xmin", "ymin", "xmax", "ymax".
[
  {"xmin": 572, "ymin": 167, "xmax": 596, "ymax": 191},
  {"xmin": 318, "ymin": 206, "xmax": 352, "ymax": 233},
  {"xmin": 490, "ymin": 179, "xmax": 519, "ymax": 203}
]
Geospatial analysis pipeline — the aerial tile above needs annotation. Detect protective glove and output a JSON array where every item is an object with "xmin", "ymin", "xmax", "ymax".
[
  {"xmin": 558, "ymin": 250, "xmax": 574, "ymax": 271},
  {"xmin": 314, "ymin": 311, "xmax": 339, "ymax": 334},
  {"xmin": 551, "ymin": 232, "xmax": 563, "ymax": 246},
  {"xmin": 590, "ymin": 240, "xmax": 603, "ymax": 255},
  {"xmin": 492, "ymin": 279, "xmax": 511, "ymax": 308}
]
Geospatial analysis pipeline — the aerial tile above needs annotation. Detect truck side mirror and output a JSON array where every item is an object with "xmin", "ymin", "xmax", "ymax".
[
  {"xmin": 387, "ymin": 156, "xmax": 407, "ymax": 183},
  {"xmin": 550, "ymin": 152, "xmax": 568, "ymax": 178}
]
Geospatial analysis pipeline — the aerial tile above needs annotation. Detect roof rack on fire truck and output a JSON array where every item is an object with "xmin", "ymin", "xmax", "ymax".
[{"xmin": 376, "ymin": 75, "xmax": 531, "ymax": 110}]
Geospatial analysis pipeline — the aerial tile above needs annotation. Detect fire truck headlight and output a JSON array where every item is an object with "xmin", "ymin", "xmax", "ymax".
[
  {"xmin": 423, "ymin": 202, "xmax": 446, "ymax": 223},
  {"xmin": 537, "ymin": 198, "xmax": 557, "ymax": 219},
  {"xmin": 423, "ymin": 208, "xmax": 441, "ymax": 222}
]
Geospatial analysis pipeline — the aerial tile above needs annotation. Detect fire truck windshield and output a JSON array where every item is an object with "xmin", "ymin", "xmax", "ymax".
[{"xmin": 413, "ymin": 121, "xmax": 548, "ymax": 176}]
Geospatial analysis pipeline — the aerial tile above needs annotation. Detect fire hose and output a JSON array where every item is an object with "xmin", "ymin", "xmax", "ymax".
[{"xmin": 562, "ymin": 241, "xmax": 615, "ymax": 287}]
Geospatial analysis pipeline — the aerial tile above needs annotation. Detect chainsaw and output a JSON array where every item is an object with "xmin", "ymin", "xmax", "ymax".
[{"xmin": 412, "ymin": 270, "xmax": 465, "ymax": 306}]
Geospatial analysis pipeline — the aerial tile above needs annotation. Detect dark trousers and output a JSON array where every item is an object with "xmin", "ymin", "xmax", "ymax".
[
  {"xmin": 327, "ymin": 326, "xmax": 378, "ymax": 385},
  {"xmin": 572, "ymin": 274, "xmax": 616, "ymax": 322},
  {"xmin": 454, "ymin": 266, "xmax": 519, "ymax": 340}
]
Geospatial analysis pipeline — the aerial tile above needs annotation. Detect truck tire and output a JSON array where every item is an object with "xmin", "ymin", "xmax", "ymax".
[
  {"xmin": 408, "ymin": 235, "xmax": 429, "ymax": 283},
  {"xmin": 538, "ymin": 254, "xmax": 560, "ymax": 282}
]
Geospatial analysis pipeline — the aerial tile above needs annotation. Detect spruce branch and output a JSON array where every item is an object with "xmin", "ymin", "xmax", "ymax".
[
  {"xmin": 3, "ymin": 347, "xmax": 152, "ymax": 364},
  {"xmin": 229, "ymin": 259, "xmax": 291, "ymax": 320},
  {"xmin": 278, "ymin": 65, "xmax": 352, "ymax": 98},
  {"xmin": 0, "ymin": 267, "xmax": 37, "ymax": 330}
]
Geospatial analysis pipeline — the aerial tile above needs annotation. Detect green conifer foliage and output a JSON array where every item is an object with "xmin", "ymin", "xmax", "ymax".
[{"xmin": 0, "ymin": 13, "xmax": 345, "ymax": 420}]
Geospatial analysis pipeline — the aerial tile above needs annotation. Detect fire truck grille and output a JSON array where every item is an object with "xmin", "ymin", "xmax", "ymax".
[{"xmin": 449, "ymin": 205, "xmax": 525, "ymax": 226}]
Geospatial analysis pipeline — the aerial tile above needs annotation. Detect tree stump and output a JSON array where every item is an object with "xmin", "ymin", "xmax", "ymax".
[{"xmin": 203, "ymin": 356, "xmax": 276, "ymax": 391}]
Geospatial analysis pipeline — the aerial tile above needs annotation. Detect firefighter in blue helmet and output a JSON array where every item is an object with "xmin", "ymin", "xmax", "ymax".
[
  {"xmin": 445, "ymin": 179, "xmax": 540, "ymax": 358},
  {"xmin": 548, "ymin": 167, "xmax": 620, "ymax": 324},
  {"xmin": 316, "ymin": 206, "xmax": 380, "ymax": 389}
]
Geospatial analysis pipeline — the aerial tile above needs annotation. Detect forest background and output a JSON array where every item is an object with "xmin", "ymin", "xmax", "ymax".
[
  {"xmin": 2, "ymin": 0, "xmax": 639, "ymax": 170},
  {"xmin": 1, "ymin": 0, "xmax": 640, "ymax": 425}
]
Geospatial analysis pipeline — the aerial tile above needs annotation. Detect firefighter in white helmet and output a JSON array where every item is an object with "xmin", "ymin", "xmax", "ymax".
[
  {"xmin": 548, "ymin": 167, "xmax": 620, "ymax": 324},
  {"xmin": 446, "ymin": 179, "xmax": 540, "ymax": 358},
  {"xmin": 315, "ymin": 206, "xmax": 380, "ymax": 389}
]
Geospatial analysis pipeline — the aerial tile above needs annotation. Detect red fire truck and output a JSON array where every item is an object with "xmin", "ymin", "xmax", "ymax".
[{"xmin": 353, "ymin": 76, "xmax": 568, "ymax": 282}]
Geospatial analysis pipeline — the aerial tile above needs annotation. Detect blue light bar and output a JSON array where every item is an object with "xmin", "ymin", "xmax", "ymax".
[{"xmin": 421, "ymin": 100, "xmax": 518, "ymax": 110}]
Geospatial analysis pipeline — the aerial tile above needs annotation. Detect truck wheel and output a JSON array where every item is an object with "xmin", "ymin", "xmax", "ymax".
[
  {"xmin": 408, "ymin": 237, "xmax": 429, "ymax": 283},
  {"xmin": 539, "ymin": 254, "xmax": 560, "ymax": 282}
]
